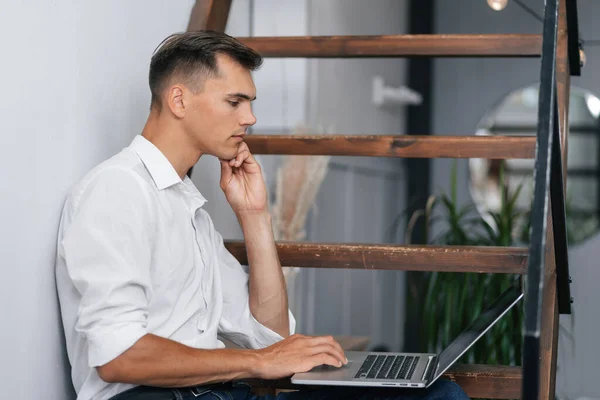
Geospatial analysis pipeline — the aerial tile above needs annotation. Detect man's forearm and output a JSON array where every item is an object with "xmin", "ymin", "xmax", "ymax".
[
  {"xmin": 238, "ymin": 210, "xmax": 290, "ymax": 337},
  {"xmin": 97, "ymin": 334, "xmax": 260, "ymax": 387}
]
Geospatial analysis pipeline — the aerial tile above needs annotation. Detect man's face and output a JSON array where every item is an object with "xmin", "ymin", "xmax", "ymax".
[{"xmin": 183, "ymin": 54, "xmax": 257, "ymax": 160}]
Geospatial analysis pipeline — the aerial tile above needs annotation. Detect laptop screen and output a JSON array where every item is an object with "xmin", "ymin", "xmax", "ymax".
[{"xmin": 434, "ymin": 279, "xmax": 523, "ymax": 380}]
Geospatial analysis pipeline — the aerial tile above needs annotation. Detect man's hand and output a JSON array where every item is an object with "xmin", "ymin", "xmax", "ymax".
[
  {"xmin": 255, "ymin": 334, "xmax": 348, "ymax": 380},
  {"xmin": 219, "ymin": 142, "xmax": 267, "ymax": 216}
]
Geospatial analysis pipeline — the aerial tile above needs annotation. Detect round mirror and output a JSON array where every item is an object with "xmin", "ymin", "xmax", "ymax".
[{"xmin": 469, "ymin": 85, "xmax": 600, "ymax": 246}]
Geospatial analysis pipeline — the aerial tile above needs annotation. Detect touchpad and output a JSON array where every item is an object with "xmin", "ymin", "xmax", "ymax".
[{"xmin": 309, "ymin": 364, "xmax": 345, "ymax": 372}]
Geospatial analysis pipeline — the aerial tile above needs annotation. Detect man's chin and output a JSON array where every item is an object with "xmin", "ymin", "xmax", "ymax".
[
  {"xmin": 210, "ymin": 142, "xmax": 242, "ymax": 161},
  {"xmin": 216, "ymin": 150, "xmax": 239, "ymax": 162}
]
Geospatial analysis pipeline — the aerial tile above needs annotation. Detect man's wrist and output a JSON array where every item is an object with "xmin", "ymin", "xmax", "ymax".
[
  {"xmin": 236, "ymin": 209, "xmax": 271, "ymax": 228},
  {"xmin": 245, "ymin": 349, "xmax": 266, "ymax": 378}
]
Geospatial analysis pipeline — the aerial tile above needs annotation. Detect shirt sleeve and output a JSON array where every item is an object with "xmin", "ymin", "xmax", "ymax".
[
  {"xmin": 61, "ymin": 168, "xmax": 153, "ymax": 367},
  {"xmin": 210, "ymin": 219, "xmax": 296, "ymax": 349}
]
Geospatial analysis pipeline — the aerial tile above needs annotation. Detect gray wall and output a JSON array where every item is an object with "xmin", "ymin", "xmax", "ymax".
[
  {"xmin": 433, "ymin": 1, "xmax": 600, "ymax": 398},
  {"xmin": 0, "ymin": 1, "xmax": 195, "ymax": 398}
]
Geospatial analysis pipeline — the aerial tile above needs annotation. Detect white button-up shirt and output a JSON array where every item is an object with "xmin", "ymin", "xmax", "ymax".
[{"xmin": 55, "ymin": 135, "xmax": 295, "ymax": 400}]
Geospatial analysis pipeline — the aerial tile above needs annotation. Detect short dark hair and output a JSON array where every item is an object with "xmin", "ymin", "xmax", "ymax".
[{"xmin": 149, "ymin": 30, "xmax": 263, "ymax": 110}]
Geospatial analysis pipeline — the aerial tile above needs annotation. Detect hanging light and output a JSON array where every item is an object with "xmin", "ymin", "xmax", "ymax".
[{"xmin": 487, "ymin": 0, "xmax": 509, "ymax": 11}]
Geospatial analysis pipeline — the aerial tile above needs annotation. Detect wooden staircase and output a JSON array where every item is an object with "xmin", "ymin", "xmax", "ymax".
[
  {"xmin": 189, "ymin": 1, "xmax": 578, "ymax": 398},
  {"xmin": 237, "ymin": 34, "xmax": 542, "ymax": 57}
]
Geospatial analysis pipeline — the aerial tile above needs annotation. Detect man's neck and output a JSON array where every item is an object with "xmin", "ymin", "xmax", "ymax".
[{"xmin": 141, "ymin": 113, "xmax": 202, "ymax": 179}]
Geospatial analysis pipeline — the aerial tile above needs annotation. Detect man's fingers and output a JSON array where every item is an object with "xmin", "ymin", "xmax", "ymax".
[
  {"xmin": 219, "ymin": 159, "xmax": 233, "ymax": 190},
  {"xmin": 306, "ymin": 336, "xmax": 346, "ymax": 358},
  {"xmin": 228, "ymin": 141, "xmax": 259, "ymax": 169},
  {"xmin": 298, "ymin": 336, "xmax": 346, "ymax": 365},
  {"xmin": 298, "ymin": 354, "xmax": 342, "ymax": 373},
  {"xmin": 320, "ymin": 336, "xmax": 347, "ymax": 364},
  {"xmin": 242, "ymin": 148, "xmax": 258, "ymax": 165},
  {"xmin": 305, "ymin": 344, "xmax": 347, "ymax": 366},
  {"xmin": 312, "ymin": 353, "xmax": 344, "ymax": 369},
  {"xmin": 237, "ymin": 150, "xmax": 250, "ymax": 166},
  {"xmin": 228, "ymin": 150, "xmax": 249, "ymax": 167}
]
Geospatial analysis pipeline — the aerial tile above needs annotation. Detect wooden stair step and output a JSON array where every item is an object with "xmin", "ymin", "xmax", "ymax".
[
  {"xmin": 224, "ymin": 241, "xmax": 528, "ymax": 274},
  {"xmin": 245, "ymin": 135, "xmax": 536, "ymax": 159},
  {"xmin": 445, "ymin": 364, "xmax": 522, "ymax": 399},
  {"xmin": 237, "ymin": 34, "xmax": 542, "ymax": 58},
  {"xmin": 246, "ymin": 364, "xmax": 522, "ymax": 399}
]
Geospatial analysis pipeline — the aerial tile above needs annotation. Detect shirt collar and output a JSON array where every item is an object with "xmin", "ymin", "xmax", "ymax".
[
  {"xmin": 129, "ymin": 135, "xmax": 183, "ymax": 191},
  {"xmin": 181, "ymin": 175, "xmax": 208, "ymax": 209}
]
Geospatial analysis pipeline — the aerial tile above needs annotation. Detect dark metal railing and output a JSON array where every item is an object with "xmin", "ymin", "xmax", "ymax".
[{"xmin": 523, "ymin": 0, "xmax": 577, "ymax": 398}]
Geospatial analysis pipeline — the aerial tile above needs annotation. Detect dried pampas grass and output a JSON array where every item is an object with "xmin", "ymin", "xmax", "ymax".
[
  {"xmin": 272, "ymin": 156, "xmax": 330, "ymax": 242},
  {"xmin": 269, "ymin": 125, "xmax": 331, "ymax": 315},
  {"xmin": 271, "ymin": 125, "xmax": 331, "ymax": 242}
]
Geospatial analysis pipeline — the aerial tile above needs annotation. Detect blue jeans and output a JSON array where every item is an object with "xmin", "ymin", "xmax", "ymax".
[{"xmin": 109, "ymin": 379, "xmax": 469, "ymax": 400}]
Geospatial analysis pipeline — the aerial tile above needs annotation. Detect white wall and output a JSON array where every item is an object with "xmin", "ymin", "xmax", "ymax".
[
  {"xmin": 0, "ymin": 1, "xmax": 195, "ymax": 398},
  {"xmin": 433, "ymin": 0, "xmax": 600, "ymax": 398}
]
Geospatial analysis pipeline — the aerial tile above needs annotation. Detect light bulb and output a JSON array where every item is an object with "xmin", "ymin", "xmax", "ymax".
[
  {"xmin": 487, "ymin": 0, "xmax": 508, "ymax": 11},
  {"xmin": 580, "ymin": 48, "xmax": 587, "ymax": 68},
  {"xmin": 585, "ymin": 94, "xmax": 600, "ymax": 119}
]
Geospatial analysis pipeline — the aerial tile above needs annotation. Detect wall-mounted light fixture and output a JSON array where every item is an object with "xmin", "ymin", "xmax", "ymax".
[{"xmin": 372, "ymin": 76, "xmax": 422, "ymax": 108}]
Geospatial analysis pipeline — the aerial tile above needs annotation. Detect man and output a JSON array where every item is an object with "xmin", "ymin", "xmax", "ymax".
[{"xmin": 56, "ymin": 31, "xmax": 469, "ymax": 400}]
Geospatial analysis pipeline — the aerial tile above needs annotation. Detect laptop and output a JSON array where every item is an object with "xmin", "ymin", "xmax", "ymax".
[{"xmin": 291, "ymin": 279, "xmax": 523, "ymax": 388}]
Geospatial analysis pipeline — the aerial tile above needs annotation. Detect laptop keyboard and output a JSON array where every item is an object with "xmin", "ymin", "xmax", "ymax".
[{"xmin": 354, "ymin": 355, "xmax": 420, "ymax": 380}]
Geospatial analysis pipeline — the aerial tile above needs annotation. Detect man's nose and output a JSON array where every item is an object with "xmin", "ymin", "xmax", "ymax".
[{"xmin": 241, "ymin": 106, "xmax": 257, "ymax": 127}]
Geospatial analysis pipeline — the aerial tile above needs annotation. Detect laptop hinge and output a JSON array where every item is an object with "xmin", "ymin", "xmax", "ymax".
[{"xmin": 423, "ymin": 355, "xmax": 438, "ymax": 382}]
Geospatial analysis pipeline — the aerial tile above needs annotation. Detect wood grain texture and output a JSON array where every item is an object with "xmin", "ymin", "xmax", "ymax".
[
  {"xmin": 444, "ymin": 364, "xmax": 522, "ymax": 399},
  {"xmin": 556, "ymin": 0, "xmax": 570, "ymax": 179},
  {"xmin": 237, "ymin": 34, "xmax": 542, "ymax": 58},
  {"xmin": 244, "ymin": 135, "xmax": 536, "ymax": 159},
  {"xmin": 187, "ymin": 0, "xmax": 232, "ymax": 32},
  {"xmin": 224, "ymin": 241, "xmax": 529, "ymax": 274}
]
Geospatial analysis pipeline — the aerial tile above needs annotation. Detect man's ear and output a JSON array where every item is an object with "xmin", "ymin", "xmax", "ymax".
[{"xmin": 166, "ymin": 85, "xmax": 186, "ymax": 118}]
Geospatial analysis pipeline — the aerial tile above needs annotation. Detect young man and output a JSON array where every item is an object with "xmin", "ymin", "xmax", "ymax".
[{"xmin": 56, "ymin": 31, "xmax": 469, "ymax": 400}]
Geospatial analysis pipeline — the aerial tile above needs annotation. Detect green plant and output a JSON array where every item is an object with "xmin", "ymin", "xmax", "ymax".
[{"xmin": 404, "ymin": 161, "xmax": 524, "ymax": 366}]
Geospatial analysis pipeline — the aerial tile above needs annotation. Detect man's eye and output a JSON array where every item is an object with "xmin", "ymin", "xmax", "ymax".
[{"xmin": 228, "ymin": 101, "xmax": 240, "ymax": 108}]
